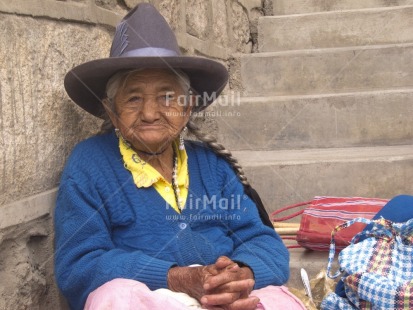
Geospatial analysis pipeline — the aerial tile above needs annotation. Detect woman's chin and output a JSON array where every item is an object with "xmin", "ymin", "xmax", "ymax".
[{"xmin": 131, "ymin": 137, "xmax": 172, "ymax": 153}]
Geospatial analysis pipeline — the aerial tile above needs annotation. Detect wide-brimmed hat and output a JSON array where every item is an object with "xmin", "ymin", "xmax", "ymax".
[{"xmin": 64, "ymin": 3, "xmax": 228, "ymax": 118}]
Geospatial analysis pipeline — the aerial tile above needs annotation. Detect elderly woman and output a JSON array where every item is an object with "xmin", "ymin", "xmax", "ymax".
[{"xmin": 54, "ymin": 3, "xmax": 305, "ymax": 310}]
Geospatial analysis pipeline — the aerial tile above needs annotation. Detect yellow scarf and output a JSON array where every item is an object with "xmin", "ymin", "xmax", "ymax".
[{"xmin": 119, "ymin": 137, "xmax": 189, "ymax": 213}]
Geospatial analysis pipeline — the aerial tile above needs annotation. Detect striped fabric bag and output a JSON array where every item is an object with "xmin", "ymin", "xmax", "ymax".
[
  {"xmin": 322, "ymin": 217, "xmax": 413, "ymax": 309},
  {"xmin": 272, "ymin": 197, "xmax": 388, "ymax": 251}
]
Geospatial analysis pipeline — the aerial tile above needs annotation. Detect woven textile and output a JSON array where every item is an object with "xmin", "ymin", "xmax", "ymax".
[
  {"xmin": 322, "ymin": 217, "xmax": 413, "ymax": 309},
  {"xmin": 272, "ymin": 197, "xmax": 387, "ymax": 251}
]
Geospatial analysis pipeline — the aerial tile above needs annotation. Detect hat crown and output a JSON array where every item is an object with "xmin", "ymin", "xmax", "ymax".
[
  {"xmin": 64, "ymin": 3, "xmax": 228, "ymax": 118},
  {"xmin": 110, "ymin": 3, "xmax": 180, "ymax": 58}
]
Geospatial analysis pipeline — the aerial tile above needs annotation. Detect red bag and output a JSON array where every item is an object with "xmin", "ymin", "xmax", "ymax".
[{"xmin": 271, "ymin": 196, "xmax": 388, "ymax": 251}]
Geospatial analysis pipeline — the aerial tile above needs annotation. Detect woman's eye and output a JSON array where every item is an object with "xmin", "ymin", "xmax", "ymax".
[
  {"xmin": 158, "ymin": 93, "xmax": 176, "ymax": 105},
  {"xmin": 165, "ymin": 93, "xmax": 175, "ymax": 100},
  {"xmin": 127, "ymin": 96, "xmax": 142, "ymax": 103}
]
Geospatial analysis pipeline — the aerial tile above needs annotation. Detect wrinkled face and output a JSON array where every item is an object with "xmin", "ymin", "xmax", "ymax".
[{"xmin": 106, "ymin": 69, "xmax": 192, "ymax": 153}]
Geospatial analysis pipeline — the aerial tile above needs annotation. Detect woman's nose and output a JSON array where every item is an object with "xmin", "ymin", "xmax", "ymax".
[{"xmin": 140, "ymin": 97, "xmax": 160, "ymax": 121}]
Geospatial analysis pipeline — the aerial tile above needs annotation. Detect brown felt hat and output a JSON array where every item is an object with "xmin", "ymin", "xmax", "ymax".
[{"xmin": 64, "ymin": 3, "xmax": 228, "ymax": 118}]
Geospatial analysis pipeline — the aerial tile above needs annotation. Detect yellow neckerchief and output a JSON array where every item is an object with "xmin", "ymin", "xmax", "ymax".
[{"xmin": 119, "ymin": 137, "xmax": 189, "ymax": 213}]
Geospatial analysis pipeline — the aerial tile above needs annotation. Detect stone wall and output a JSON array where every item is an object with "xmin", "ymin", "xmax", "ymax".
[{"xmin": 0, "ymin": 0, "xmax": 266, "ymax": 309}]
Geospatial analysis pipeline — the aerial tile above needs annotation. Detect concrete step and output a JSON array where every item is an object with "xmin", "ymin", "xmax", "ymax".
[
  {"xmin": 273, "ymin": 0, "xmax": 413, "ymax": 15},
  {"xmin": 232, "ymin": 145, "xmax": 413, "ymax": 214},
  {"xmin": 259, "ymin": 6, "xmax": 413, "ymax": 52},
  {"xmin": 240, "ymin": 43, "xmax": 413, "ymax": 96},
  {"xmin": 288, "ymin": 249, "xmax": 332, "ymax": 291},
  {"xmin": 213, "ymin": 89, "xmax": 413, "ymax": 151}
]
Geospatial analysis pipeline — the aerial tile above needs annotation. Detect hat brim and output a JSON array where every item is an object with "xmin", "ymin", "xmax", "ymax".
[{"xmin": 64, "ymin": 56, "xmax": 228, "ymax": 118}]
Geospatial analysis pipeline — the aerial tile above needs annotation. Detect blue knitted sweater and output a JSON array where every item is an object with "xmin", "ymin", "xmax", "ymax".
[{"xmin": 54, "ymin": 131, "xmax": 289, "ymax": 310}]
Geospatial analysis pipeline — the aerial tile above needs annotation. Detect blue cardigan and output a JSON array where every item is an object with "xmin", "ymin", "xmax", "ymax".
[{"xmin": 54, "ymin": 131, "xmax": 289, "ymax": 310}]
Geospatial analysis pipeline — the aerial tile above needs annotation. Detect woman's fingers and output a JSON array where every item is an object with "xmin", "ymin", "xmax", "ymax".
[
  {"xmin": 204, "ymin": 269, "xmax": 238, "ymax": 290},
  {"xmin": 201, "ymin": 291, "xmax": 240, "ymax": 306},
  {"xmin": 214, "ymin": 256, "xmax": 234, "ymax": 269},
  {"xmin": 206, "ymin": 278, "xmax": 255, "ymax": 295},
  {"xmin": 204, "ymin": 266, "xmax": 253, "ymax": 291},
  {"xmin": 200, "ymin": 264, "xmax": 256, "ymax": 310},
  {"xmin": 201, "ymin": 279, "xmax": 255, "ymax": 306},
  {"xmin": 202, "ymin": 295, "xmax": 260, "ymax": 310}
]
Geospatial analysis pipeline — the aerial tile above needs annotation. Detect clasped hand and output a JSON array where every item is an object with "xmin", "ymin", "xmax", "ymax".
[{"xmin": 167, "ymin": 256, "xmax": 259, "ymax": 310}]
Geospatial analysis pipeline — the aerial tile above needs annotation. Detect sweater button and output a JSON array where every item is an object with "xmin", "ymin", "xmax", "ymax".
[{"xmin": 179, "ymin": 223, "xmax": 187, "ymax": 230}]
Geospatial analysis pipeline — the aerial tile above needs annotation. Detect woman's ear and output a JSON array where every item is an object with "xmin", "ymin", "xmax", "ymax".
[{"xmin": 102, "ymin": 99, "xmax": 118, "ymax": 128}]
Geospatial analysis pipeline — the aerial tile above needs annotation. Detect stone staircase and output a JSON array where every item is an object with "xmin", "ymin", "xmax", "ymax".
[{"xmin": 215, "ymin": 0, "xmax": 413, "ymax": 288}]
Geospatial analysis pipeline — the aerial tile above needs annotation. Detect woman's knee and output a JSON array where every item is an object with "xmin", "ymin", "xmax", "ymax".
[
  {"xmin": 84, "ymin": 278, "xmax": 150, "ymax": 309},
  {"xmin": 252, "ymin": 285, "xmax": 306, "ymax": 310}
]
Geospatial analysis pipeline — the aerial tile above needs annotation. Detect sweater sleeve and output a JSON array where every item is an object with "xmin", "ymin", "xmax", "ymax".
[
  {"xmin": 54, "ymin": 174, "xmax": 176, "ymax": 310},
  {"xmin": 216, "ymin": 158, "xmax": 290, "ymax": 289}
]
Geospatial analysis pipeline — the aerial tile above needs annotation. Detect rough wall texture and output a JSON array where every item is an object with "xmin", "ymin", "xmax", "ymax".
[
  {"xmin": 0, "ymin": 216, "xmax": 60, "ymax": 310},
  {"xmin": 0, "ymin": 14, "xmax": 109, "ymax": 206},
  {"xmin": 0, "ymin": 0, "xmax": 262, "ymax": 309}
]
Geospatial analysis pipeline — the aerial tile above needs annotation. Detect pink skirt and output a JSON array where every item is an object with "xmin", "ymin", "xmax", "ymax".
[{"xmin": 84, "ymin": 278, "xmax": 305, "ymax": 310}]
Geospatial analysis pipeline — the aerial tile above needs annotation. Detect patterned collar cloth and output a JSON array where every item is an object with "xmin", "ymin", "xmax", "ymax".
[{"xmin": 118, "ymin": 137, "xmax": 189, "ymax": 213}]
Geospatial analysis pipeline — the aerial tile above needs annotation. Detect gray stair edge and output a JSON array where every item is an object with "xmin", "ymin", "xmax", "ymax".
[
  {"xmin": 261, "ymin": 4, "xmax": 413, "ymax": 20},
  {"xmin": 233, "ymin": 145, "xmax": 413, "ymax": 166},
  {"xmin": 242, "ymin": 42, "xmax": 413, "ymax": 58},
  {"xmin": 271, "ymin": 0, "xmax": 413, "ymax": 16},
  {"xmin": 234, "ymin": 87, "xmax": 413, "ymax": 103}
]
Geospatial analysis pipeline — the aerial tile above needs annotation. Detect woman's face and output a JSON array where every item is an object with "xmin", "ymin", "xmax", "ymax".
[{"xmin": 108, "ymin": 69, "xmax": 192, "ymax": 153}]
